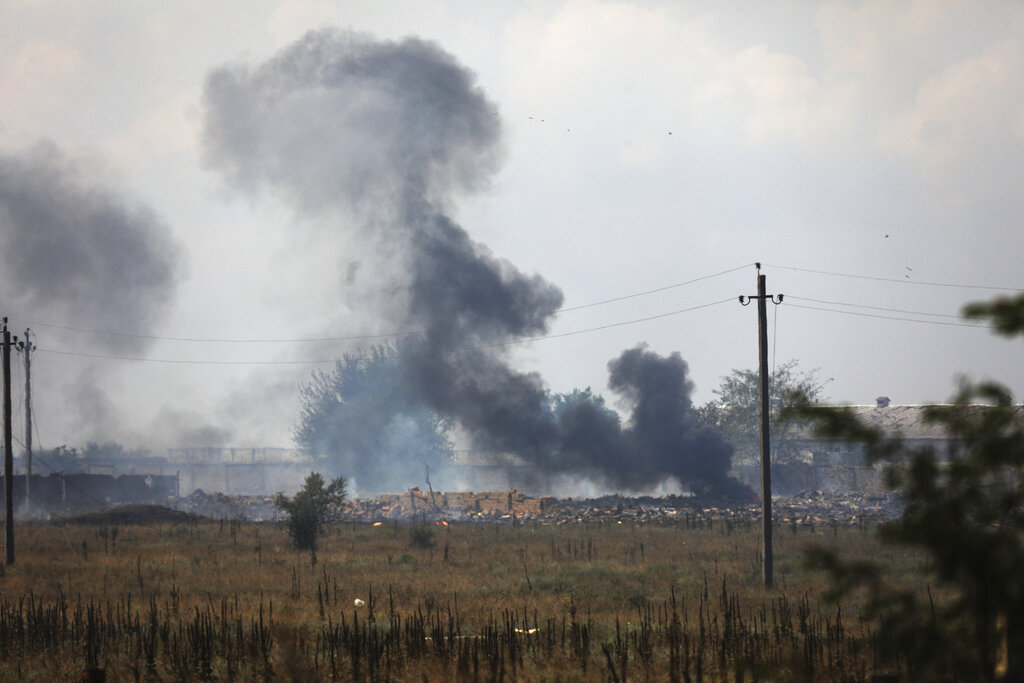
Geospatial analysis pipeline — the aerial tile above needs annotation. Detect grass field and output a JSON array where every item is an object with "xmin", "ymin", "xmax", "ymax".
[{"xmin": 0, "ymin": 513, "xmax": 930, "ymax": 681}]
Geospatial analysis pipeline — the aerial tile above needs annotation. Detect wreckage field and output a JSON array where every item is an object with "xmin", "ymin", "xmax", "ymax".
[{"xmin": 0, "ymin": 511, "xmax": 930, "ymax": 680}]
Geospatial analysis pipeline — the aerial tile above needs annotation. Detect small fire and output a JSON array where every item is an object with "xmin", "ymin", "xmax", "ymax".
[{"xmin": 435, "ymin": 520, "xmax": 449, "ymax": 527}]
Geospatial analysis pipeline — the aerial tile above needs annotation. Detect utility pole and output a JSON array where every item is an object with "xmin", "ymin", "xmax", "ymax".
[
  {"xmin": 2, "ymin": 319, "xmax": 14, "ymax": 565},
  {"xmin": 22, "ymin": 330, "xmax": 33, "ymax": 517},
  {"xmin": 739, "ymin": 264, "xmax": 783, "ymax": 588}
]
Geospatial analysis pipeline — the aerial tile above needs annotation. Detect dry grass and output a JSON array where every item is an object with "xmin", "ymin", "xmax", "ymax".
[{"xmin": 0, "ymin": 514, "xmax": 929, "ymax": 681}]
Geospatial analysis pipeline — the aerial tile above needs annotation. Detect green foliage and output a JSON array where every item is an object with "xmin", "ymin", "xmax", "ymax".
[
  {"xmin": 40, "ymin": 445, "xmax": 82, "ymax": 472},
  {"xmin": 963, "ymin": 292, "xmax": 1024, "ymax": 337},
  {"xmin": 548, "ymin": 387, "xmax": 613, "ymax": 417},
  {"xmin": 699, "ymin": 360, "xmax": 827, "ymax": 463},
  {"xmin": 293, "ymin": 343, "xmax": 452, "ymax": 491},
  {"xmin": 547, "ymin": 386, "xmax": 622, "ymax": 429},
  {"xmin": 788, "ymin": 309, "xmax": 1024, "ymax": 680},
  {"xmin": 275, "ymin": 472, "xmax": 347, "ymax": 551}
]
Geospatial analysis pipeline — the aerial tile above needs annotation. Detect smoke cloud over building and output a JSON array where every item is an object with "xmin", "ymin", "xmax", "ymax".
[{"xmin": 202, "ymin": 28, "xmax": 748, "ymax": 498}]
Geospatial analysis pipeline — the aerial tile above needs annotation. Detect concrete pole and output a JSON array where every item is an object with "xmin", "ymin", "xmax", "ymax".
[
  {"xmin": 757, "ymin": 274, "xmax": 773, "ymax": 588},
  {"xmin": 3, "ymin": 321, "xmax": 14, "ymax": 564}
]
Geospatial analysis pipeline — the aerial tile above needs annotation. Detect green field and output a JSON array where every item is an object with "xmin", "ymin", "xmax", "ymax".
[{"xmin": 0, "ymin": 514, "xmax": 929, "ymax": 681}]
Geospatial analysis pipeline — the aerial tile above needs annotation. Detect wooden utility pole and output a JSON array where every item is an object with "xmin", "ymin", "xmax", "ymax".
[
  {"xmin": 739, "ymin": 265, "xmax": 782, "ymax": 588},
  {"xmin": 23, "ymin": 329, "xmax": 33, "ymax": 517},
  {"xmin": 756, "ymin": 273, "xmax": 773, "ymax": 588},
  {"xmin": 2, "ymin": 319, "xmax": 14, "ymax": 565}
]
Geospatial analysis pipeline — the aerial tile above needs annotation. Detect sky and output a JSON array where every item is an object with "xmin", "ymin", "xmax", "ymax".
[{"xmin": 0, "ymin": 0, "xmax": 1022, "ymax": 454}]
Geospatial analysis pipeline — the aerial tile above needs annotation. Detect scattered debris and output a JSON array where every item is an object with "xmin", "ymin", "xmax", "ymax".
[{"xmin": 164, "ymin": 487, "xmax": 901, "ymax": 526}]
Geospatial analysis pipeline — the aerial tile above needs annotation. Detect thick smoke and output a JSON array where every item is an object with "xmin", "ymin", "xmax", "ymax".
[
  {"xmin": 0, "ymin": 142, "xmax": 184, "ymax": 444},
  {"xmin": 202, "ymin": 29, "xmax": 748, "ymax": 498},
  {"xmin": 0, "ymin": 142, "xmax": 182, "ymax": 354}
]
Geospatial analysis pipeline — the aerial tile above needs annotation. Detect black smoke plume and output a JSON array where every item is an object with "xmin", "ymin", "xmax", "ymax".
[
  {"xmin": 552, "ymin": 345, "xmax": 749, "ymax": 497},
  {"xmin": 202, "ymin": 28, "xmax": 748, "ymax": 498},
  {"xmin": 0, "ymin": 142, "xmax": 182, "ymax": 354}
]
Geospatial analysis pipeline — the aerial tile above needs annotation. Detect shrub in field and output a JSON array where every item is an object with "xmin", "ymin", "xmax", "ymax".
[
  {"xmin": 408, "ymin": 524, "xmax": 435, "ymax": 549},
  {"xmin": 275, "ymin": 472, "xmax": 347, "ymax": 551}
]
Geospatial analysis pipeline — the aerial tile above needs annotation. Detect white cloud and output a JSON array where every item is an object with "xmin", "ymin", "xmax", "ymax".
[
  {"xmin": 102, "ymin": 91, "xmax": 201, "ymax": 169},
  {"xmin": 878, "ymin": 42, "xmax": 1024, "ymax": 174},
  {"xmin": 0, "ymin": 40, "xmax": 86, "ymax": 138},
  {"xmin": 704, "ymin": 43, "xmax": 857, "ymax": 146},
  {"xmin": 266, "ymin": 0, "xmax": 339, "ymax": 46}
]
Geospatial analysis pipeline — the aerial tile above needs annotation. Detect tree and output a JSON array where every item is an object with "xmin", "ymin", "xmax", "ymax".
[
  {"xmin": 548, "ymin": 387, "xmax": 617, "ymax": 421},
  {"xmin": 963, "ymin": 292, "xmax": 1024, "ymax": 337},
  {"xmin": 275, "ymin": 472, "xmax": 347, "ymax": 552},
  {"xmin": 788, "ymin": 299, "xmax": 1024, "ymax": 681},
  {"xmin": 294, "ymin": 343, "xmax": 453, "ymax": 492},
  {"xmin": 699, "ymin": 360, "xmax": 828, "ymax": 464}
]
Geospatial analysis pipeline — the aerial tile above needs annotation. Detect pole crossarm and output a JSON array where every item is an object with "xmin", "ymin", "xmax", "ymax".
[{"xmin": 738, "ymin": 293, "xmax": 784, "ymax": 306}]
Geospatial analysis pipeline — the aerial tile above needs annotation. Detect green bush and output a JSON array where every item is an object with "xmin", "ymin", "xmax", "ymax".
[
  {"xmin": 408, "ymin": 524, "xmax": 435, "ymax": 549},
  {"xmin": 274, "ymin": 472, "xmax": 347, "ymax": 551}
]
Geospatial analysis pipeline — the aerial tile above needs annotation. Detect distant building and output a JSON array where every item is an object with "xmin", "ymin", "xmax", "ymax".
[{"xmin": 733, "ymin": 402, "xmax": 1024, "ymax": 495}]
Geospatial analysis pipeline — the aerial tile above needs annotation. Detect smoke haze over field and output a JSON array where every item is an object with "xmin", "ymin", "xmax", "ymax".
[
  {"xmin": 0, "ymin": 142, "xmax": 182, "ymax": 354},
  {"xmin": 203, "ymin": 29, "xmax": 746, "ymax": 497},
  {"xmin": 0, "ymin": 142, "xmax": 184, "ymax": 441}
]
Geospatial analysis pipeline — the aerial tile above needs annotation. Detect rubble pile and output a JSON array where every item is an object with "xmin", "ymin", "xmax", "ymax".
[
  {"xmin": 176, "ymin": 489, "xmax": 281, "ymax": 520},
  {"xmin": 168, "ymin": 487, "xmax": 901, "ymax": 526},
  {"xmin": 343, "ymin": 488, "xmax": 901, "ymax": 527},
  {"xmin": 347, "ymin": 487, "xmax": 550, "ymax": 521}
]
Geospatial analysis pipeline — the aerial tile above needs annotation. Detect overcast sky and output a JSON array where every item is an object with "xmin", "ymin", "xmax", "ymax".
[{"xmin": 1, "ymin": 0, "xmax": 1022, "ymax": 451}]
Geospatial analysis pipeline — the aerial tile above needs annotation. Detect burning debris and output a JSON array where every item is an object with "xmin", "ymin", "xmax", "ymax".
[
  {"xmin": 346, "ymin": 488, "xmax": 900, "ymax": 527},
  {"xmin": 174, "ymin": 486, "xmax": 899, "ymax": 528},
  {"xmin": 202, "ymin": 29, "xmax": 749, "ymax": 499}
]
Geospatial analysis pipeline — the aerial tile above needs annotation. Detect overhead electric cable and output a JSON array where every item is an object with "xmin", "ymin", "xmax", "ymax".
[
  {"xmin": 556, "ymin": 263, "xmax": 753, "ymax": 313},
  {"xmin": 36, "ymin": 296, "xmax": 736, "ymax": 364},
  {"xmin": 7, "ymin": 264, "xmax": 753, "ymax": 344},
  {"xmin": 485, "ymin": 297, "xmax": 735, "ymax": 348},
  {"xmin": 787, "ymin": 296, "xmax": 969, "ymax": 320},
  {"xmin": 786, "ymin": 302, "xmax": 992, "ymax": 329},
  {"xmin": 36, "ymin": 347, "xmax": 337, "ymax": 366},
  {"xmin": 7, "ymin": 319, "xmax": 420, "ymax": 344},
  {"xmin": 765, "ymin": 264, "xmax": 1022, "ymax": 292}
]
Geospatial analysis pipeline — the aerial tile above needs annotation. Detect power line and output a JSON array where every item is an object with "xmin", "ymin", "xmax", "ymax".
[
  {"xmin": 785, "ymin": 302, "xmax": 992, "ymax": 329},
  {"xmin": 7, "ymin": 264, "xmax": 754, "ymax": 344},
  {"xmin": 484, "ymin": 297, "xmax": 735, "ymax": 348},
  {"xmin": 36, "ymin": 347, "xmax": 337, "ymax": 366},
  {"xmin": 786, "ymin": 296, "xmax": 969, "ymax": 320},
  {"xmin": 7, "ymin": 320, "xmax": 420, "ymax": 344},
  {"xmin": 555, "ymin": 263, "xmax": 753, "ymax": 312},
  {"xmin": 765, "ymin": 263, "xmax": 1023, "ymax": 292},
  {"xmin": 36, "ymin": 296, "xmax": 737, "ymax": 364}
]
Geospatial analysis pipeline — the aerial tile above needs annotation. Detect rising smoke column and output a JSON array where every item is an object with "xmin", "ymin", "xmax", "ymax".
[
  {"xmin": 202, "ymin": 29, "xmax": 563, "ymax": 458},
  {"xmin": 549, "ymin": 345, "xmax": 746, "ymax": 497},
  {"xmin": 201, "ymin": 28, "xmax": 748, "ymax": 498},
  {"xmin": 0, "ymin": 142, "xmax": 183, "ymax": 354}
]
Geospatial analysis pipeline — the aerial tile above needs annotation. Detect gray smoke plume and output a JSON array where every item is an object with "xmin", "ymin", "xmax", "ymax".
[
  {"xmin": 0, "ymin": 142, "xmax": 182, "ymax": 354},
  {"xmin": 0, "ymin": 141, "xmax": 184, "ymax": 444},
  {"xmin": 202, "ymin": 28, "xmax": 747, "ymax": 498}
]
